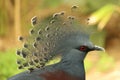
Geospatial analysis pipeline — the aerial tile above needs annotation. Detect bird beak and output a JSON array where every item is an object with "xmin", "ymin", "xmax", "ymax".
[{"xmin": 92, "ymin": 45, "xmax": 105, "ymax": 51}]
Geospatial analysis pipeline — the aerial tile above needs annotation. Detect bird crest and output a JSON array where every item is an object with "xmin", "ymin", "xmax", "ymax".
[{"xmin": 16, "ymin": 6, "xmax": 90, "ymax": 71}]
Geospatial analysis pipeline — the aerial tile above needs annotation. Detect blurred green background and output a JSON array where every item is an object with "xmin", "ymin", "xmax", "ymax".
[{"xmin": 0, "ymin": 0, "xmax": 120, "ymax": 80}]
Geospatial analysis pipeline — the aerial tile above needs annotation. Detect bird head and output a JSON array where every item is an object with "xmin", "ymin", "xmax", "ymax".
[
  {"xmin": 16, "ymin": 6, "xmax": 104, "ymax": 70},
  {"xmin": 55, "ymin": 30, "xmax": 104, "ymax": 62}
]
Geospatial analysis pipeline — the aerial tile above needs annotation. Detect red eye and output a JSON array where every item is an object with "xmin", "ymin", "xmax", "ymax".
[{"xmin": 79, "ymin": 46, "xmax": 87, "ymax": 51}]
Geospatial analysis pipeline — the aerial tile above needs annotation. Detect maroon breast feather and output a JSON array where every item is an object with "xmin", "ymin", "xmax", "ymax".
[{"xmin": 40, "ymin": 70, "xmax": 81, "ymax": 80}]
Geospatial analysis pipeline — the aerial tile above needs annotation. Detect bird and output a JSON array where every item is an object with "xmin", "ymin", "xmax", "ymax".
[{"xmin": 8, "ymin": 6, "xmax": 104, "ymax": 80}]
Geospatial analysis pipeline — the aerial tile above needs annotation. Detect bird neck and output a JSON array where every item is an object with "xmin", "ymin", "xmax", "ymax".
[{"xmin": 59, "ymin": 49, "xmax": 86, "ymax": 79}]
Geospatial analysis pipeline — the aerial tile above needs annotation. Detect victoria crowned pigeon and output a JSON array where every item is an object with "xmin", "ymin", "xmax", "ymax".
[{"xmin": 8, "ymin": 6, "xmax": 104, "ymax": 80}]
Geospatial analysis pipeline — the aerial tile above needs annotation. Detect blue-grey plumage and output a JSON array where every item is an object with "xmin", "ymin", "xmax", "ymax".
[
  {"xmin": 8, "ymin": 6, "xmax": 104, "ymax": 80},
  {"xmin": 9, "ymin": 33, "xmax": 104, "ymax": 80}
]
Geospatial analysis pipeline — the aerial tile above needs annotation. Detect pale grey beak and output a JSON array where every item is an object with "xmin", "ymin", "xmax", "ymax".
[{"xmin": 93, "ymin": 45, "xmax": 105, "ymax": 51}]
